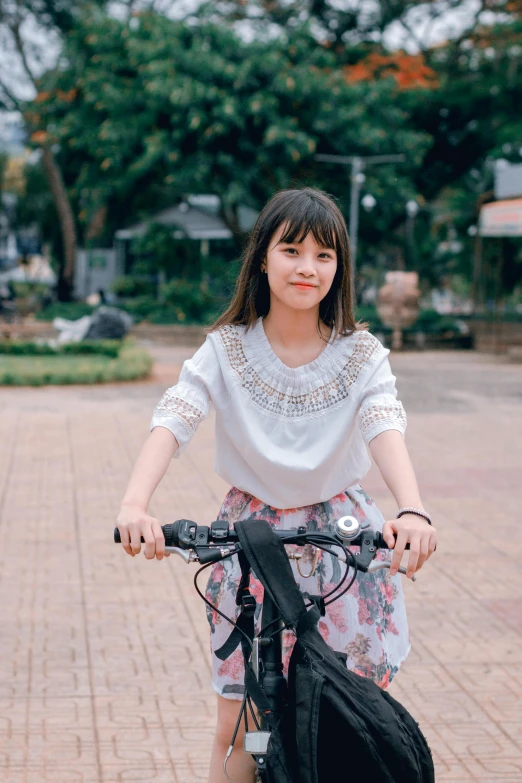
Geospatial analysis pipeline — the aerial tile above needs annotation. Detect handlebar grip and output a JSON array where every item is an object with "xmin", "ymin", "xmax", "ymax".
[
  {"xmin": 114, "ymin": 521, "xmax": 182, "ymax": 547},
  {"xmin": 162, "ymin": 522, "xmax": 182, "ymax": 547}
]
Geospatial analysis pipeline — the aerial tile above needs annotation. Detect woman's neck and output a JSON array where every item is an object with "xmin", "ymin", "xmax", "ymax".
[{"xmin": 263, "ymin": 303, "xmax": 330, "ymax": 348}]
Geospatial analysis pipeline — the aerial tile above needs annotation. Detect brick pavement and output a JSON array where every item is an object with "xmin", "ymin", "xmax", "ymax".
[{"xmin": 0, "ymin": 346, "xmax": 521, "ymax": 782}]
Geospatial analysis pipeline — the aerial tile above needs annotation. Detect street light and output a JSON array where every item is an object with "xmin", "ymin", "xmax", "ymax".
[
  {"xmin": 405, "ymin": 200, "xmax": 419, "ymax": 218},
  {"xmin": 314, "ymin": 153, "xmax": 406, "ymax": 304},
  {"xmin": 361, "ymin": 194, "xmax": 377, "ymax": 212}
]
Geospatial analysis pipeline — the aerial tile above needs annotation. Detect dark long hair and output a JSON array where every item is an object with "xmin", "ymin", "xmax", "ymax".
[{"xmin": 210, "ymin": 187, "xmax": 359, "ymax": 336}]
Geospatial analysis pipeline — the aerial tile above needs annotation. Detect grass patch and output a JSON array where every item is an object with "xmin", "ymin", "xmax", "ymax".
[{"xmin": 0, "ymin": 341, "xmax": 153, "ymax": 386}]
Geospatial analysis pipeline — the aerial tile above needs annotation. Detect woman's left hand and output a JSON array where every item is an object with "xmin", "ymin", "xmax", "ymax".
[{"xmin": 382, "ymin": 515, "xmax": 437, "ymax": 579}]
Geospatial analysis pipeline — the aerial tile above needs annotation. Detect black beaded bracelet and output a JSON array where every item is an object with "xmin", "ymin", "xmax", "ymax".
[{"xmin": 396, "ymin": 507, "xmax": 432, "ymax": 525}]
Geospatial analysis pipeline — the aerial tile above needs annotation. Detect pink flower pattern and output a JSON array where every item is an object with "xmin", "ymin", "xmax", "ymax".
[{"xmin": 205, "ymin": 486, "xmax": 410, "ymax": 700}]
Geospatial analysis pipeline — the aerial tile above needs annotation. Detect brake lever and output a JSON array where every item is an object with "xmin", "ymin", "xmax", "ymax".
[
  {"xmin": 367, "ymin": 561, "xmax": 416, "ymax": 581},
  {"xmin": 163, "ymin": 544, "xmax": 241, "ymax": 564},
  {"xmin": 164, "ymin": 546, "xmax": 199, "ymax": 563}
]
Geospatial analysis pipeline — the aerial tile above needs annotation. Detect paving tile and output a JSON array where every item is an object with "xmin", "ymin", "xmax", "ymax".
[{"xmin": 1, "ymin": 347, "xmax": 521, "ymax": 781}]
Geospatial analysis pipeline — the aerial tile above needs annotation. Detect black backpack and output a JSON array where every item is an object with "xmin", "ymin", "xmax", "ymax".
[{"xmin": 230, "ymin": 519, "xmax": 435, "ymax": 783}]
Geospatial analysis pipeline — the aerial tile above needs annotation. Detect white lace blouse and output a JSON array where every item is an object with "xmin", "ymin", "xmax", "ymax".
[{"xmin": 151, "ymin": 318, "xmax": 407, "ymax": 509}]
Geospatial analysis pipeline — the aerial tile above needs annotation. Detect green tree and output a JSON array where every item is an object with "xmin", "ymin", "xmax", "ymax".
[
  {"xmin": 0, "ymin": 0, "xmax": 109, "ymax": 298},
  {"xmin": 200, "ymin": 0, "xmax": 522, "ymax": 293},
  {"xmin": 30, "ymin": 12, "xmax": 428, "ymax": 254},
  {"xmin": 194, "ymin": 0, "xmax": 501, "ymax": 52},
  {"xmin": 18, "ymin": 2, "xmax": 522, "ymax": 301}
]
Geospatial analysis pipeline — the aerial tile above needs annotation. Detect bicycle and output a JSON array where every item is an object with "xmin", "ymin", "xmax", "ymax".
[{"xmin": 114, "ymin": 516, "xmax": 413, "ymax": 782}]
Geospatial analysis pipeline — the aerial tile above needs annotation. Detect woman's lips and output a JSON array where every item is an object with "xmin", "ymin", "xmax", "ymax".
[{"xmin": 292, "ymin": 283, "xmax": 317, "ymax": 289}]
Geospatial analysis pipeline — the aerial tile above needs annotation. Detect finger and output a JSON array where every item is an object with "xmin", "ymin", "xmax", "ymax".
[
  {"xmin": 151, "ymin": 519, "xmax": 165, "ymax": 560},
  {"xmin": 142, "ymin": 523, "xmax": 156, "ymax": 560},
  {"xmin": 416, "ymin": 533, "xmax": 430, "ymax": 572},
  {"xmin": 129, "ymin": 524, "xmax": 143, "ymax": 555},
  {"xmin": 427, "ymin": 529, "xmax": 438, "ymax": 559},
  {"xmin": 390, "ymin": 530, "xmax": 408, "ymax": 576},
  {"xmin": 406, "ymin": 534, "xmax": 422, "ymax": 578},
  {"xmin": 382, "ymin": 520, "xmax": 396, "ymax": 549},
  {"xmin": 118, "ymin": 526, "xmax": 133, "ymax": 557}
]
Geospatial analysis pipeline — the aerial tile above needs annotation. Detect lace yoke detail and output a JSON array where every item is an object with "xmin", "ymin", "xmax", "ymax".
[
  {"xmin": 153, "ymin": 389, "xmax": 206, "ymax": 434},
  {"xmin": 217, "ymin": 325, "xmax": 382, "ymax": 419}
]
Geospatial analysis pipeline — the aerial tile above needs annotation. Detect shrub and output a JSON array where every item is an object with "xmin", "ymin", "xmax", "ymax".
[
  {"xmin": 159, "ymin": 278, "xmax": 215, "ymax": 321},
  {"xmin": 0, "ymin": 341, "xmax": 152, "ymax": 386},
  {"xmin": 355, "ymin": 305, "xmax": 384, "ymax": 330},
  {"xmin": 355, "ymin": 305, "xmax": 468, "ymax": 336},
  {"xmin": 111, "ymin": 275, "xmax": 156, "ymax": 298},
  {"xmin": 10, "ymin": 281, "xmax": 50, "ymax": 299},
  {"xmin": 113, "ymin": 279, "xmax": 217, "ymax": 324},
  {"xmin": 35, "ymin": 301, "xmax": 94, "ymax": 321},
  {"xmin": 0, "ymin": 339, "xmax": 122, "ymax": 357},
  {"xmin": 10, "ymin": 281, "xmax": 55, "ymax": 315},
  {"xmin": 118, "ymin": 295, "xmax": 158, "ymax": 320}
]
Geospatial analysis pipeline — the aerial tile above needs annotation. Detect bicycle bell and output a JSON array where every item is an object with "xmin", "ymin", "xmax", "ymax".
[{"xmin": 336, "ymin": 516, "xmax": 361, "ymax": 541}]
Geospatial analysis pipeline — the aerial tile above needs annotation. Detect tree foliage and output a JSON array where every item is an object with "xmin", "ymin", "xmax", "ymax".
[
  {"xmin": 0, "ymin": 0, "xmax": 109, "ymax": 299},
  {"xmin": 9, "ymin": 0, "xmax": 522, "ymax": 299},
  {"xmin": 192, "ymin": 0, "xmax": 509, "ymax": 51},
  {"xmin": 29, "ymin": 11, "xmax": 427, "ymax": 245}
]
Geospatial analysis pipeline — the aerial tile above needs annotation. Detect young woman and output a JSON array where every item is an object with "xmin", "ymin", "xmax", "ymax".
[{"xmin": 116, "ymin": 187, "xmax": 437, "ymax": 783}]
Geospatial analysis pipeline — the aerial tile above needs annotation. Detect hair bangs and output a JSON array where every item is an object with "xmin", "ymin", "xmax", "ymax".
[{"xmin": 278, "ymin": 199, "xmax": 338, "ymax": 252}]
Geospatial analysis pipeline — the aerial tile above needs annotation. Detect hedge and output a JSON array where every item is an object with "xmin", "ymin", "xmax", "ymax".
[
  {"xmin": 0, "ymin": 342, "xmax": 152, "ymax": 386},
  {"xmin": 0, "ymin": 339, "xmax": 121, "ymax": 357}
]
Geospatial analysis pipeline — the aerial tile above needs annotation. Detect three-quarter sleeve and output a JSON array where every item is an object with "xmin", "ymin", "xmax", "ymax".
[
  {"xmin": 357, "ymin": 344, "xmax": 407, "ymax": 445},
  {"xmin": 150, "ymin": 338, "xmax": 214, "ymax": 457}
]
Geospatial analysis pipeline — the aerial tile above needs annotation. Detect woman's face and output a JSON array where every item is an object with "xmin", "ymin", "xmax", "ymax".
[{"xmin": 262, "ymin": 223, "xmax": 338, "ymax": 313}]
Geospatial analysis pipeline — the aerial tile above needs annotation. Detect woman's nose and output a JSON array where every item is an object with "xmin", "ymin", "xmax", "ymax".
[{"xmin": 296, "ymin": 257, "xmax": 316, "ymax": 275}]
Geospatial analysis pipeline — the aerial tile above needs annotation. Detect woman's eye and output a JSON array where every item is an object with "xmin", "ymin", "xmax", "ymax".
[{"xmin": 282, "ymin": 248, "xmax": 333, "ymax": 259}]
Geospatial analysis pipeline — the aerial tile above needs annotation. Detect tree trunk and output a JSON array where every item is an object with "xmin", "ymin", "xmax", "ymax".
[{"xmin": 40, "ymin": 145, "xmax": 77, "ymax": 301}]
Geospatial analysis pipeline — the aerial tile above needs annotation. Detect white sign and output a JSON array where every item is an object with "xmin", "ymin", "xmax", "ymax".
[
  {"xmin": 479, "ymin": 199, "xmax": 522, "ymax": 237},
  {"xmin": 495, "ymin": 162, "xmax": 522, "ymax": 200}
]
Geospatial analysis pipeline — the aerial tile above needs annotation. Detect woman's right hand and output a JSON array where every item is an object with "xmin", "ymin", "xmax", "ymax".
[{"xmin": 116, "ymin": 504, "xmax": 169, "ymax": 560}]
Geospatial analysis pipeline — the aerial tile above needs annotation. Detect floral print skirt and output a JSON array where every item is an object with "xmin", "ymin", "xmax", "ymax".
[{"xmin": 205, "ymin": 485, "xmax": 410, "ymax": 701}]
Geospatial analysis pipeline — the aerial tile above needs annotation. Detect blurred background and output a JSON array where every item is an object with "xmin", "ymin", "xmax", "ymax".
[{"xmin": 1, "ymin": 0, "xmax": 521, "ymax": 356}]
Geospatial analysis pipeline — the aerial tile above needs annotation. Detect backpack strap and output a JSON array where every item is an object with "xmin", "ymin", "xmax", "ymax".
[
  {"xmin": 214, "ymin": 549, "xmax": 255, "ymax": 661},
  {"xmin": 216, "ymin": 520, "xmax": 322, "ymax": 662},
  {"xmin": 296, "ymin": 603, "xmax": 322, "ymax": 636},
  {"xmin": 303, "ymin": 592, "xmax": 326, "ymax": 617},
  {"xmin": 234, "ymin": 519, "xmax": 311, "ymax": 630}
]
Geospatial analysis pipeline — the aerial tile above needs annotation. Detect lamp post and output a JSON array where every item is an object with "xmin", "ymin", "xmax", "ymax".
[
  {"xmin": 468, "ymin": 224, "xmax": 483, "ymax": 314},
  {"xmin": 405, "ymin": 199, "xmax": 419, "ymax": 266},
  {"xmin": 349, "ymin": 158, "xmax": 366, "ymax": 274},
  {"xmin": 315, "ymin": 153, "xmax": 405, "ymax": 304}
]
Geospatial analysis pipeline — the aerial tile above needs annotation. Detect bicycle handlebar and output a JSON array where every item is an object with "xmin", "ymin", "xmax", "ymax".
[
  {"xmin": 113, "ymin": 518, "xmax": 389, "ymax": 549},
  {"xmin": 114, "ymin": 517, "xmax": 413, "ymax": 576}
]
